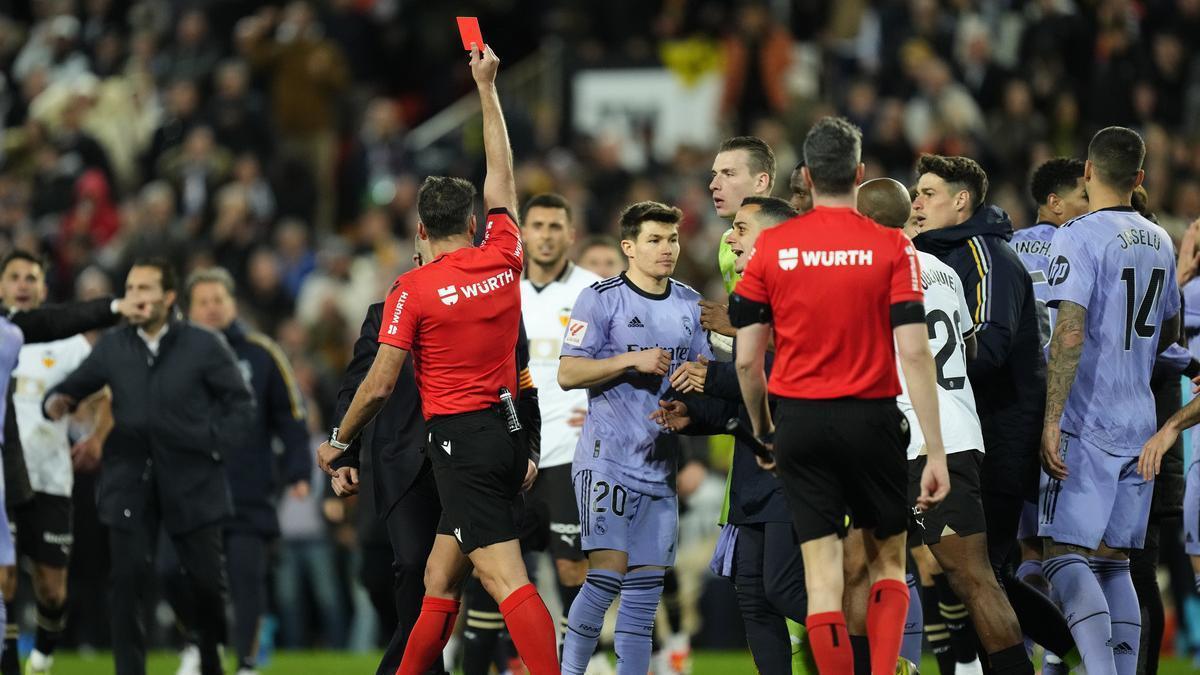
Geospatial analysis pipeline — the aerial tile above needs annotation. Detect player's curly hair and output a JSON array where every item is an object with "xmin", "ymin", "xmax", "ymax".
[
  {"xmin": 916, "ymin": 154, "xmax": 989, "ymax": 210},
  {"xmin": 1029, "ymin": 158, "xmax": 1085, "ymax": 206},
  {"xmin": 618, "ymin": 201, "xmax": 682, "ymax": 242}
]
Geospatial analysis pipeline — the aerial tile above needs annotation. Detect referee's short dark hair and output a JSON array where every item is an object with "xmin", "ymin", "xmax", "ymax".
[
  {"xmin": 916, "ymin": 154, "xmax": 989, "ymax": 210},
  {"xmin": 1030, "ymin": 158, "xmax": 1085, "ymax": 206},
  {"xmin": 0, "ymin": 250, "xmax": 45, "ymax": 277},
  {"xmin": 740, "ymin": 196, "xmax": 798, "ymax": 226},
  {"xmin": 521, "ymin": 193, "xmax": 572, "ymax": 224},
  {"xmin": 619, "ymin": 201, "xmax": 683, "ymax": 242},
  {"xmin": 1088, "ymin": 126, "xmax": 1145, "ymax": 191},
  {"xmin": 803, "ymin": 117, "xmax": 862, "ymax": 196},
  {"xmin": 131, "ymin": 257, "xmax": 178, "ymax": 294},
  {"xmin": 417, "ymin": 176, "xmax": 476, "ymax": 239},
  {"xmin": 720, "ymin": 136, "xmax": 777, "ymax": 188},
  {"xmin": 185, "ymin": 267, "xmax": 236, "ymax": 304}
]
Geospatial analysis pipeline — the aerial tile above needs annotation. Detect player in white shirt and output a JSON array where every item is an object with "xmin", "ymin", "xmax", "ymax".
[
  {"xmin": 0, "ymin": 252, "xmax": 113, "ymax": 675},
  {"xmin": 854, "ymin": 179, "xmax": 1032, "ymax": 674}
]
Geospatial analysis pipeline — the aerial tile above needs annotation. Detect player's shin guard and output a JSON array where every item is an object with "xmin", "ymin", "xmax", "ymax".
[
  {"xmin": 921, "ymin": 584, "xmax": 955, "ymax": 675},
  {"xmin": 614, "ymin": 569, "xmax": 665, "ymax": 674},
  {"xmin": 499, "ymin": 583, "xmax": 560, "ymax": 675},
  {"xmin": 866, "ymin": 579, "xmax": 908, "ymax": 675},
  {"xmin": 1043, "ymin": 553, "xmax": 1116, "ymax": 675},
  {"xmin": 901, "ymin": 574, "xmax": 923, "ymax": 666},
  {"xmin": 1, "ymin": 620, "xmax": 17, "ymax": 675},
  {"xmin": 562, "ymin": 570, "xmax": 622, "ymax": 674},
  {"xmin": 933, "ymin": 573, "xmax": 977, "ymax": 664},
  {"xmin": 807, "ymin": 612, "xmax": 853, "ymax": 674},
  {"xmin": 1090, "ymin": 558, "xmax": 1139, "ymax": 675},
  {"xmin": 397, "ymin": 596, "xmax": 460, "ymax": 675},
  {"xmin": 34, "ymin": 600, "xmax": 67, "ymax": 658},
  {"xmin": 557, "ymin": 581, "xmax": 581, "ymax": 638}
]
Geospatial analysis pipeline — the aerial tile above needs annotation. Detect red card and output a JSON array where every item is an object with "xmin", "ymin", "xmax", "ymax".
[{"xmin": 457, "ymin": 17, "xmax": 484, "ymax": 51}]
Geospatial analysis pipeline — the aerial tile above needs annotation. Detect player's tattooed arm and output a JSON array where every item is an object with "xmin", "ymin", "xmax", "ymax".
[{"xmin": 1041, "ymin": 300, "xmax": 1085, "ymax": 479}]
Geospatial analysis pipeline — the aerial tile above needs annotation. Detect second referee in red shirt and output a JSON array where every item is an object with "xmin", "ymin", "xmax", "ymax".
[
  {"xmin": 730, "ymin": 117, "xmax": 950, "ymax": 674},
  {"xmin": 316, "ymin": 45, "xmax": 560, "ymax": 674}
]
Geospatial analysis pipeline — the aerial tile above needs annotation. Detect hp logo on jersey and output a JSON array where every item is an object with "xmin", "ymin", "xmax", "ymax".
[
  {"xmin": 778, "ymin": 247, "xmax": 799, "ymax": 271},
  {"xmin": 1047, "ymin": 256, "xmax": 1071, "ymax": 286},
  {"xmin": 438, "ymin": 285, "xmax": 459, "ymax": 305}
]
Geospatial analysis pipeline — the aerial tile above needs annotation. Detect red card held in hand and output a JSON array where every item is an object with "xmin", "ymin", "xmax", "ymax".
[{"xmin": 457, "ymin": 17, "xmax": 484, "ymax": 51}]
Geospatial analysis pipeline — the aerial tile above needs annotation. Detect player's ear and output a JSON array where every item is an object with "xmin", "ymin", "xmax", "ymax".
[
  {"xmin": 1047, "ymin": 193, "xmax": 1061, "ymax": 216},
  {"xmin": 756, "ymin": 171, "xmax": 770, "ymax": 194},
  {"xmin": 1083, "ymin": 160, "xmax": 1094, "ymax": 184},
  {"xmin": 855, "ymin": 163, "xmax": 865, "ymax": 185},
  {"xmin": 801, "ymin": 166, "xmax": 815, "ymax": 192},
  {"xmin": 620, "ymin": 238, "xmax": 636, "ymax": 259},
  {"xmin": 416, "ymin": 220, "xmax": 429, "ymax": 241},
  {"xmin": 467, "ymin": 214, "xmax": 477, "ymax": 239},
  {"xmin": 1132, "ymin": 168, "xmax": 1145, "ymax": 189}
]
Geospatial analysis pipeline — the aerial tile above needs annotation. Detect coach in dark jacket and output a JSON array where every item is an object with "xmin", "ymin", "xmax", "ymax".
[
  {"xmin": 43, "ymin": 259, "xmax": 254, "ymax": 675},
  {"xmin": 912, "ymin": 156, "xmax": 1045, "ymax": 569},
  {"xmin": 180, "ymin": 267, "xmax": 309, "ymax": 673}
]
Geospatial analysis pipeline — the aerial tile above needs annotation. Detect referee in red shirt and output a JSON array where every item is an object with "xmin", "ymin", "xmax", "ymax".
[
  {"xmin": 730, "ymin": 117, "xmax": 950, "ymax": 674},
  {"xmin": 316, "ymin": 46, "xmax": 559, "ymax": 675}
]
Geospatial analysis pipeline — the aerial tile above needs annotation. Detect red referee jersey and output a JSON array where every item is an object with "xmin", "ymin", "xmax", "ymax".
[
  {"xmin": 379, "ymin": 207, "xmax": 524, "ymax": 419},
  {"xmin": 734, "ymin": 205, "xmax": 923, "ymax": 400}
]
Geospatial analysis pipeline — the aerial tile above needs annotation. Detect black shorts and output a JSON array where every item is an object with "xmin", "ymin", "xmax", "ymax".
[
  {"xmin": 908, "ymin": 450, "xmax": 987, "ymax": 545},
  {"xmin": 523, "ymin": 464, "xmax": 584, "ymax": 561},
  {"xmin": 774, "ymin": 398, "xmax": 909, "ymax": 543},
  {"xmin": 428, "ymin": 408, "xmax": 527, "ymax": 554},
  {"xmin": 11, "ymin": 493, "xmax": 73, "ymax": 567}
]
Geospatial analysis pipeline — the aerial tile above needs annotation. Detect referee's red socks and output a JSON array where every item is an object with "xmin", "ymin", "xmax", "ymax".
[
  {"xmin": 396, "ymin": 596, "xmax": 459, "ymax": 675},
  {"xmin": 866, "ymin": 578, "xmax": 910, "ymax": 675},
  {"xmin": 500, "ymin": 583, "xmax": 561, "ymax": 674},
  {"xmin": 807, "ymin": 611, "xmax": 854, "ymax": 673}
]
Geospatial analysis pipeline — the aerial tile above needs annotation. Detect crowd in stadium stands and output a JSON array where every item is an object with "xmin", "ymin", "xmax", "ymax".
[{"xmin": 0, "ymin": 0, "xmax": 1199, "ymax": 658}]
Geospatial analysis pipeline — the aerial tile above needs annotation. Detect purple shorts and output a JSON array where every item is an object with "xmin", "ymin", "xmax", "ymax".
[
  {"xmin": 1185, "ymin": 461, "xmax": 1200, "ymax": 556},
  {"xmin": 1037, "ymin": 432, "xmax": 1152, "ymax": 550},
  {"xmin": 574, "ymin": 468, "xmax": 678, "ymax": 567}
]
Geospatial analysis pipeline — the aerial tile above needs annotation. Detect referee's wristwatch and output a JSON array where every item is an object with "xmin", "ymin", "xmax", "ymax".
[{"xmin": 328, "ymin": 427, "xmax": 350, "ymax": 453}]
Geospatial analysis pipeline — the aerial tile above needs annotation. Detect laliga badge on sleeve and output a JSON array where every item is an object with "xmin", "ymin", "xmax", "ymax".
[{"xmin": 564, "ymin": 319, "xmax": 588, "ymax": 347}]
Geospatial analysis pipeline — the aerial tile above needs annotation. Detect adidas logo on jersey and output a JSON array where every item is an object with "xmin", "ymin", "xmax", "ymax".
[{"xmin": 628, "ymin": 316, "xmax": 645, "ymax": 328}]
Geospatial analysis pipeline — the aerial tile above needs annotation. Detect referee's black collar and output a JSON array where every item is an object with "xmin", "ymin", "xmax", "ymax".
[
  {"xmin": 621, "ymin": 272, "xmax": 671, "ymax": 300},
  {"xmin": 525, "ymin": 260, "xmax": 573, "ymax": 293}
]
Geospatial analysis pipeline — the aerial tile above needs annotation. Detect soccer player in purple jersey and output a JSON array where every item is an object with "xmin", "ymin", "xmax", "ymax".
[
  {"xmin": 1039, "ymin": 127, "xmax": 1181, "ymax": 675},
  {"xmin": 556, "ymin": 201, "xmax": 712, "ymax": 675}
]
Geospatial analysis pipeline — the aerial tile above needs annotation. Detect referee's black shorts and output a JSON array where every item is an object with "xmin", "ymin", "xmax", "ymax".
[
  {"xmin": 774, "ymin": 397, "xmax": 909, "ymax": 543},
  {"xmin": 427, "ymin": 407, "xmax": 527, "ymax": 554}
]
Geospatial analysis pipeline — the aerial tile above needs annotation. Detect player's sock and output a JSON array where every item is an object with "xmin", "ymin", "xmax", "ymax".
[
  {"xmin": 558, "ymin": 581, "xmax": 581, "ymax": 637},
  {"xmin": 1042, "ymin": 553, "xmax": 1115, "ymax": 674},
  {"xmin": 922, "ymin": 584, "xmax": 955, "ymax": 675},
  {"xmin": 987, "ymin": 643, "xmax": 1034, "ymax": 674},
  {"xmin": 849, "ymin": 635, "xmax": 870, "ymax": 675},
  {"xmin": 901, "ymin": 574, "xmax": 923, "ymax": 666},
  {"xmin": 806, "ymin": 611, "xmax": 853, "ymax": 673},
  {"xmin": 866, "ymin": 578, "xmax": 909, "ymax": 675},
  {"xmin": 562, "ymin": 570, "xmax": 622, "ymax": 674},
  {"xmin": 1, "ymin": 620, "xmax": 17, "ymax": 675},
  {"xmin": 614, "ymin": 569, "xmax": 665, "ymax": 674},
  {"xmin": 34, "ymin": 600, "xmax": 67, "ymax": 657},
  {"xmin": 397, "ymin": 596, "xmax": 460, "ymax": 675},
  {"xmin": 933, "ymin": 572, "xmax": 977, "ymax": 664},
  {"xmin": 462, "ymin": 602, "xmax": 505, "ymax": 675},
  {"xmin": 1090, "ymin": 558, "xmax": 1139, "ymax": 675},
  {"xmin": 499, "ymin": 583, "xmax": 559, "ymax": 674}
]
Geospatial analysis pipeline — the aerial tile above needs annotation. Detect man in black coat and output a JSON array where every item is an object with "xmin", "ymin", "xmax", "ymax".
[
  {"xmin": 175, "ymin": 266, "xmax": 310, "ymax": 674},
  {"xmin": 43, "ymin": 258, "xmax": 255, "ymax": 675}
]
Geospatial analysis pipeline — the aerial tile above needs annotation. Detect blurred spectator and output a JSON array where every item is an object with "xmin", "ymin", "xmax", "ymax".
[
  {"xmin": 339, "ymin": 98, "xmax": 409, "ymax": 224},
  {"xmin": 242, "ymin": 248, "xmax": 294, "ymax": 336},
  {"xmin": 230, "ymin": 153, "xmax": 276, "ymax": 224},
  {"xmin": 142, "ymin": 78, "xmax": 201, "ymax": 181},
  {"xmin": 159, "ymin": 9, "xmax": 222, "ymax": 88},
  {"xmin": 238, "ymin": 1, "xmax": 348, "ymax": 231},
  {"xmin": 204, "ymin": 58, "xmax": 273, "ymax": 160},
  {"xmin": 719, "ymin": 2, "xmax": 792, "ymax": 134},
  {"xmin": 156, "ymin": 125, "xmax": 231, "ymax": 225},
  {"xmin": 13, "ymin": 15, "xmax": 90, "ymax": 86},
  {"xmin": 274, "ymin": 219, "xmax": 316, "ymax": 299}
]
